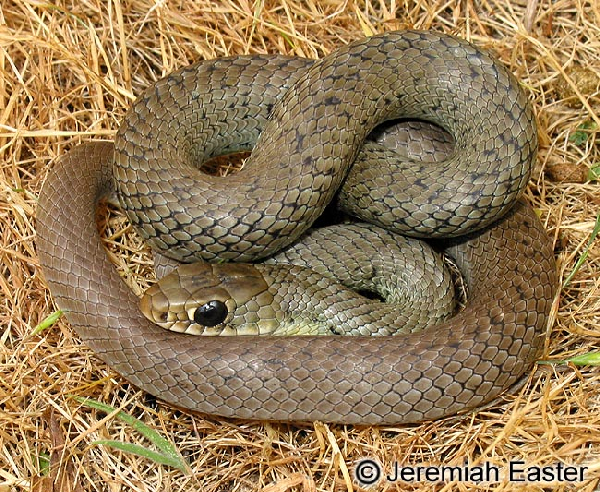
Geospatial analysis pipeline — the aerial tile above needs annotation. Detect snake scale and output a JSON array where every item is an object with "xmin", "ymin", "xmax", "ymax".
[{"xmin": 36, "ymin": 31, "xmax": 557, "ymax": 424}]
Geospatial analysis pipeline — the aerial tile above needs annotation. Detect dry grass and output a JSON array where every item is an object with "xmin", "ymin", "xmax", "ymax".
[{"xmin": 1, "ymin": 0, "xmax": 599, "ymax": 490}]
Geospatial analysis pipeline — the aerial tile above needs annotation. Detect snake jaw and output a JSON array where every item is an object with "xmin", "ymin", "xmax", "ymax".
[
  {"xmin": 140, "ymin": 278, "xmax": 237, "ymax": 334},
  {"xmin": 140, "ymin": 262, "xmax": 284, "ymax": 335}
]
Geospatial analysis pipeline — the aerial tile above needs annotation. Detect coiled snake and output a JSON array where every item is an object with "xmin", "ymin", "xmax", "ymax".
[{"xmin": 36, "ymin": 30, "xmax": 557, "ymax": 424}]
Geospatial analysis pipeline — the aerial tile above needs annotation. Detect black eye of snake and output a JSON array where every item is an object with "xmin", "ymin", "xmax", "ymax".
[{"xmin": 193, "ymin": 300, "xmax": 228, "ymax": 327}]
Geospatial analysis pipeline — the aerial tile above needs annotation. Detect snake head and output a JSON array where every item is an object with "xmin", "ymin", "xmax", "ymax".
[{"xmin": 140, "ymin": 263, "xmax": 279, "ymax": 335}]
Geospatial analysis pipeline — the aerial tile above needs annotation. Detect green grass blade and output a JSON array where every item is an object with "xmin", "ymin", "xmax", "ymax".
[
  {"xmin": 32, "ymin": 310, "xmax": 63, "ymax": 335},
  {"xmin": 563, "ymin": 211, "xmax": 600, "ymax": 288},
  {"xmin": 73, "ymin": 396, "xmax": 188, "ymax": 472},
  {"xmin": 92, "ymin": 440, "xmax": 187, "ymax": 471},
  {"xmin": 538, "ymin": 351, "xmax": 600, "ymax": 366}
]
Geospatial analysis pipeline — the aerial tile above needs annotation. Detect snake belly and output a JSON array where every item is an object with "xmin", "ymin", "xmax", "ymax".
[{"xmin": 36, "ymin": 30, "xmax": 557, "ymax": 424}]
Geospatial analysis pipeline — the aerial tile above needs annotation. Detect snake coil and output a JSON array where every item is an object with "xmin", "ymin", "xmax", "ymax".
[{"xmin": 37, "ymin": 31, "xmax": 556, "ymax": 424}]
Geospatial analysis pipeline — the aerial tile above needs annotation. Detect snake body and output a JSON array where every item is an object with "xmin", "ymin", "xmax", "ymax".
[{"xmin": 36, "ymin": 31, "xmax": 557, "ymax": 424}]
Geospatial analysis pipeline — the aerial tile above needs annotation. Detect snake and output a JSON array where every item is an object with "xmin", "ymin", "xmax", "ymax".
[{"xmin": 36, "ymin": 30, "xmax": 557, "ymax": 425}]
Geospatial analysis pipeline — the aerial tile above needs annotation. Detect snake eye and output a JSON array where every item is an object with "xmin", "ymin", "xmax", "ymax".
[{"xmin": 193, "ymin": 300, "xmax": 228, "ymax": 327}]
